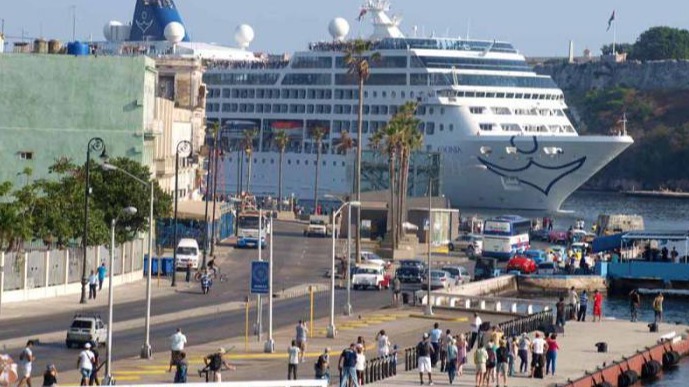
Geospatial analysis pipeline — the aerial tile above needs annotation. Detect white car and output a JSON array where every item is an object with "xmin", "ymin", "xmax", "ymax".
[
  {"xmin": 304, "ymin": 218, "xmax": 328, "ymax": 237},
  {"xmin": 360, "ymin": 251, "xmax": 390, "ymax": 268},
  {"xmin": 351, "ymin": 264, "xmax": 391, "ymax": 290},
  {"xmin": 66, "ymin": 314, "xmax": 107, "ymax": 348},
  {"xmin": 176, "ymin": 238, "xmax": 200, "ymax": 269}
]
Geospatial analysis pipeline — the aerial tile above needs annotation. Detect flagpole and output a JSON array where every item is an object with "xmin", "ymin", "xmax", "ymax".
[{"xmin": 612, "ymin": 18, "xmax": 617, "ymax": 57}]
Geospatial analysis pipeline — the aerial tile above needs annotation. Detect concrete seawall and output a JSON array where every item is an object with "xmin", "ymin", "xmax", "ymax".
[{"xmin": 517, "ymin": 275, "xmax": 608, "ymax": 296}]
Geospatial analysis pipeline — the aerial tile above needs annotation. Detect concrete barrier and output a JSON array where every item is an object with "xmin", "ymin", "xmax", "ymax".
[
  {"xmin": 516, "ymin": 275, "xmax": 607, "ymax": 295},
  {"xmin": 446, "ymin": 274, "xmax": 518, "ymax": 296}
]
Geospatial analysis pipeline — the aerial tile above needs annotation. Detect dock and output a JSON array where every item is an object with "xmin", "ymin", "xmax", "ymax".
[
  {"xmin": 623, "ymin": 189, "xmax": 689, "ymax": 199},
  {"xmin": 369, "ymin": 319, "xmax": 689, "ymax": 387}
]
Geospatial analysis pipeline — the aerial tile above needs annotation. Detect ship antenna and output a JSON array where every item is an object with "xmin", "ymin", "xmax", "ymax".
[{"xmin": 71, "ymin": 5, "xmax": 77, "ymax": 41}]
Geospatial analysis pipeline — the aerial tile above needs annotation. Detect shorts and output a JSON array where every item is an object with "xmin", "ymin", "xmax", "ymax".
[
  {"xmin": 418, "ymin": 356, "xmax": 432, "ymax": 373},
  {"xmin": 497, "ymin": 362, "xmax": 508, "ymax": 374},
  {"xmin": 18, "ymin": 364, "xmax": 31, "ymax": 378},
  {"xmin": 297, "ymin": 340, "xmax": 306, "ymax": 351},
  {"xmin": 476, "ymin": 363, "xmax": 487, "ymax": 373},
  {"xmin": 80, "ymin": 368, "xmax": 92, "ymax": 379},
  {"xmin": 170, "ymin": 350, "xmax": 183, "ymax": 365}
]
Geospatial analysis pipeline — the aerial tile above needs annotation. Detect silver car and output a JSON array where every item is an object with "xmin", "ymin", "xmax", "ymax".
[
  {"xmin": 423, "ymin": 270, "xmax": 451, "ymax": 290},
  {"xmin": 441, "ymin": 266, "xmax": 471, "ymax": 285}
]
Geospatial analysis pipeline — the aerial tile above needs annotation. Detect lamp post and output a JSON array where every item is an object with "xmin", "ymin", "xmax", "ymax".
[
  {"xmin": 105, "ymin": 206, "xmax": 137, "ymax": 385},
  {"xmin": 101, "ymin": 163, "xmax": 155, "ymax": 359},
  {"xmin": 327, "ymin": 200, "xmax": 361, "ymax": 338},
  {"xmin": 264, "ymin": 214, "xmax": 275, "ymax": 353},
  {"xmin": 425, "ymin": 178, "xmax": 433, "ymax": 316},
  {"xmin": 172, "ymin": 140, "xmax": 192, "ymax": 287},
  {"xmin": 81, "ymin": 137, "xmax": 107, "ymax": 304},
  {"xmin": 325, "ymin": 194, "xmax": 354, "ymax": 316}
]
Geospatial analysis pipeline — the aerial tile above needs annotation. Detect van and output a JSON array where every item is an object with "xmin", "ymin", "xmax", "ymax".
[{"xmin": 176, "ymin": 238, "xmax": 200, "ymax": 269}]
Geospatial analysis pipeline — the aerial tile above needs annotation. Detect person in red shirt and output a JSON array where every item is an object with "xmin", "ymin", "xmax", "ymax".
[
  {"xmin": 592, "ymin": 290, "xmax": 603, "ymax": 322},
  {"xmin": 545, "ymin": 333, "xmax": 560, "ymax": 375}
]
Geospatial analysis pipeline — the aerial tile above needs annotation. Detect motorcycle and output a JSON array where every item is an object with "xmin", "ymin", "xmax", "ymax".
[{"xmin": 201, "ymin": 275, "xmax": 213, "ymax": 294}]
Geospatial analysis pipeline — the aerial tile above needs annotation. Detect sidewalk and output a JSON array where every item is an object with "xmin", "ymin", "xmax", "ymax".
[{"xmin": 56, "ymin": 306, "xmax": 510, "ymax": 385}]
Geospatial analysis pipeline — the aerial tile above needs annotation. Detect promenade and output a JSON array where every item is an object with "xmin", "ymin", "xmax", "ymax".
[{"xmin": 369, "ymin": 319, "xmax": 689, "ymax": 387}]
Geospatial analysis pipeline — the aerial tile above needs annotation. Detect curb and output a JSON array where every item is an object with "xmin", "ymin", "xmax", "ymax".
[{"xmin": 408, "ymin": 313, "xmax": 469, "ymax": 322}]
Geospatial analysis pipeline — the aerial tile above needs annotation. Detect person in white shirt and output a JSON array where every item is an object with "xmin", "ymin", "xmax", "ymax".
[
  {"xmin": 470, "ymin": 313, "xmax": 482, "ymax": 350},
  {"xmin": 529, "ymin": 332, "xmax": 548, "ymax": 378},
  {"xmin": 568, "ymin": 287, "xmax": 579, "ymax": 318},
  {"xmin": 375, "ymin": 329, "xmax": 391, "ymax": 357},
  {"xmin": 16, "ymin": 340, "xmax": 35, "ymax": 387},
  {"xmin": 287, "ymin": 340, "xmax": 300, "ymax": 380},
  {"xmin": 168, "ymin": 328, "xmax": 188, "ymax": 372},
  {"xmin": 355, "ymin": 344, "xmax": 366, "ymax": 385},
  {"xmin": 77, "ymin": 343, "xmax": 95, "ymax": 386},
  {"xmin": 88, "ymin": 271, "xmax": 98, "ymax": 300}
]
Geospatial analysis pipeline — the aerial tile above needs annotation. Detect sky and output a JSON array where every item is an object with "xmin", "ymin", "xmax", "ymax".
[{"xmin": 1, "ymin": 0, "xmax": 686, "ymax": 57}]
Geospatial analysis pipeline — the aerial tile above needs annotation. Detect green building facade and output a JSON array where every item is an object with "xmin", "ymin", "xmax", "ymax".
[{"xmin": 0, "ymin": 54, "xmax": 157, "ymax": 188}]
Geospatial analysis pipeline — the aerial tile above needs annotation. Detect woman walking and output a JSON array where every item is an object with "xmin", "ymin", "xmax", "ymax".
[
  {"xmin": 375, "ymin": 330, "xmax": 390, "ymax": 357},
  {"xmin": 446, "ymin": 337, "xmax": 459, "ymax": 384},
  {"xmin": 517, "ymin": 333, "xmax": 530, "ymax": 374},
  {"xmin": 457, "ymin": 334, "xmax": 468, "ymax": 377},
  {"xmin": 545, "ymin": 333, "xmax": 560, "ymax": 376},
  {"xmin": 508, "ymin": 336, "xmax": 518, "ymax": 377},
  {"xmin": 355, "ymin": 344, "xmax": 366, "ymax": 386}
]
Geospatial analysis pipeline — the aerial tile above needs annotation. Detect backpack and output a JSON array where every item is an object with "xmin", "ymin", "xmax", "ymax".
[
  {"xmin": 486, "ymin": 347, "xmax": 496, "ymax": 368},
  {"xmin": 209, "ymin": 354, "xmax": 222, "ymax": 371}
]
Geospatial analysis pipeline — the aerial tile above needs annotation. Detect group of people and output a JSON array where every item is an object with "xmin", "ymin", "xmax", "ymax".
[
  {"xmin": 560, "ymin": 287, "xmax": 605, "ymax": 323},
  {"xmin": 629, "ymin": 289, "xmax": 665, "ymax": 323},
  {"xmin": 14, "ymin": 339, "xmax": 104, "ymax": 387},
  {"xmin": 87, "ymin": 263, "xmax": 108, "ymax": 300}
]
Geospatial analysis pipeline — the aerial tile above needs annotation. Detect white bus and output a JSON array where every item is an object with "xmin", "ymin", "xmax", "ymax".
[{"xmin": 481, "ymin": 215, "xmax": 531, "ymax": 260}]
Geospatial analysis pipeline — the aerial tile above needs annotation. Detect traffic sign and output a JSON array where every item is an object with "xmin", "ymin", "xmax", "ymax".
[{"xmin": 250, "ymin": 261, "xmax": 270, "ymax": 294}]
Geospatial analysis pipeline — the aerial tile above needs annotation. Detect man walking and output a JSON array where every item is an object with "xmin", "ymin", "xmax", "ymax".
[
  {"xmin": 568, "ymin": 286, "xmax": 579, "ymax": 320},
  {"xmin": 78, "ymin": 343, "xmax": 95, "ymax": 386},
  {"xmin": 88, "ymin": 270, "xmax": 98, "ymax": 300},
  {"xmin": 577, "ymin": 290, "xmax": 588, "ymax": 322},
  {"xmin": 416, "ymin": 333, "xmax": 434, "ymax": 385},
  {"xmin": 392, "ymin": 276, "xmax": 402, "ymax": 306},
  {"xmin": 629, "ymin": 289, "xmax": 641, "ymax": 322},
  {"xmin": 169, "ymin": 328, "xmax": 187, "ymax": 372},
  {"xmin": 470, "ymin": 312, "xmax": 482, "ymax": 350},
  {"xmin": 16, "ymin": 340, "xmax": 35, "ymax": 387},
  {"xmin": 295, "ymin": 320, "xmax": 308, "ymax": 363},
  {"xmin": 97, "ymin": 263, "xmax": 107, "ymax": 291},
  {"xmin": 555, "ymin": 297, "xmax": 566, "ymax": 327},
  {"xmin": 653, "ymin": 293, "xmax": 664, "ymax": 323},
  {"xmin": 338, "ymin": 343, "xmax": 359, "ymax": 387},
  {"xmin": 429, "ymin": 323, "xmax": 442, "ymax": 368},
  {"xmin": 287, "ymin": 340, "xmax": 300, "ymax": 380}
]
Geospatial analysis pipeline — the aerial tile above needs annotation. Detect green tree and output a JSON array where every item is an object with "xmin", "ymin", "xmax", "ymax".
[
  {"xmin": 274, "ymin": 130, "xmax": 289, "ymax": 206},
  {"xmin": 630, "ymin": 26, "xmax": 689, "ymax": 61},
  {"xmin": 242, "ymin": 128, "xmax": 258, "ymax": 193},
  {"xmin": 344, "ymin": 39, "xmax": 380, "ymax": 263}
]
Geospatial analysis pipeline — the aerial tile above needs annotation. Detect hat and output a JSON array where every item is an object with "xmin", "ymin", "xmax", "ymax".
[
  {"xmin": 218, "ymin": 347, "xmax": 226, "ymax": 354},
  {"xmin": 46, "ymin": 364, "xmax": 55, "ymax": 371},
  {"xmin": 84, "ymin": 343, "xmax": 92, "ymax": 349},
  {"xmin": 423, "ymin": 333, "xmax": 429, "ymax": 339}
]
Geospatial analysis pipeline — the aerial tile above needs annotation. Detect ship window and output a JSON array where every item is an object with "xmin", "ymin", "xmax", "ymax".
[
  {"xmin": 265, "ymin": 104, "xmax": 272, "ymax": 113},
  {"xmin": 288, "ymin": 160, "xmax": 292, "ymax": 165},
  {"xmin": 439, "ymin": 124, "xmax": 444, "ymax": 131},
  {"xmin": 231, "ymin": 89, "xmax": 239, "ymax": 98},
  {"xmin": 222, "ymin": 89, "xmax": 231, "ymax": 98},
  {"xmin": 307, "ymin": 105, "xmax": 314, "ymax": 114},
  {"xmin": 389, "ymin": 105, "xmax": 398, "ymax": 115},
  {"xmin": 373, "ymin": 91, "xmax": 378, "ymax": 98},
  {"xmin": 335, "ymin": 90, "xmax": 343, "ymax": 99},
  {"xmin": 371, "ymin": 106, "xmax": 379, "ymax": 115},
  {"xmin": 296, "ymin": 160, "xmax": 300, "ymax": 165},
  {"xmin": 248, "ymin": 90, "xmax": 255, "ymax": 98},
  {"xmin": 364, "ymin": 106, "xmax": 370, "ymax": 114},
  {"xmin": 486, "ymin": 92, "xmax": 496, "ymax": 98},
  {"xmin": 479, "ymin": 123, "xmax": 495, "ymax": 131},
  {"xmin": 496, "ymin": 92, "xmax": 506, "ymax": 98},
  {"xmin": 18, "ymin": 151, "xmax": 33, "ymax": 160},
  {"xmin": 391, "ymin": 91, "xmax": 397, "ymax": 98},
  {"xmin": 281, "ymin": 90, "xmax": 289, "ymax": 98},
  {"xmin": 410, "ymin": 91, "xmax": 415, "ymax": 98},
  {"xmin": 449, "ymin": 124, "xmax": 454, "ymax": 131},
  {"xmin": 491, "ymin": 107, "xmax": 512, "ymax": 115},
  {"xmin": 426, "ymin": 122, "xmax": 435, "ymax": 135},
  {"xmin": 469, "ymin": 107, "xmax": 485, "ymax": 114},
  {"xmin": 256, "ymin": 89, "xmax": 265, "ymax": 98},
  {"xmin": 506, "ymin": 93, "xmax": 515, "ymax": 98},
  {"xmin": 342, "ymin": 161, "xmax": 346, "ymax": 167},
  {"xmin": 305, "ymin": 160, "xmax": 309, "ymax": 165},
  {"xmin": 256, "ymin": 104, "xmax": 263, "ymax": 113},
  {"xmin": 291, "ymin": 56, "xmax": 332, "ymax": 69},
  {"xmin": 465, "ymin": 91, "xmax": 475, "ymax": 98},
  {"xmin": 344, "ymin": 105, "xmax": 352, "ymax": 114},
  {"xmin": 380, "ymin": 106, "xmax": 388, "ymax": 115},
  {"xmin": 501, "ymin": 124, "xmax": 521, "ymax": 132},
  {"xmin": 401, "ymin": 91, "xmax": 406, "ymax": 98}
]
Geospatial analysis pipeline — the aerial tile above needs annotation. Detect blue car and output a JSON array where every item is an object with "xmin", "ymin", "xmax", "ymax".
[{"xmin": 522, "ymin": 249, "xmax": 548, "ymax": 265}]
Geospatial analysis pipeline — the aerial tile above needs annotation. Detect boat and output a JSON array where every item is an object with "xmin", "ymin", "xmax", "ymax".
[{"xmin": 100, "ymin": 0, "xmax": 634, "ymax": 211}]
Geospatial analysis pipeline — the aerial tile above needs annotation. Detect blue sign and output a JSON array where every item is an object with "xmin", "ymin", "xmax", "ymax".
[{"xmin": 250, "ymin": 261, "xmax": 270, "ymax": 295}]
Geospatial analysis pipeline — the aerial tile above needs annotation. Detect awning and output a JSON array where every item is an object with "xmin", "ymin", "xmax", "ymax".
[
  {"xmin": 592, "ymin": 233, "xmax": 624, "ymax": 253},
  {"xmin": 621, "ymin": 230, "xmax": 689, "ymax": 242}
]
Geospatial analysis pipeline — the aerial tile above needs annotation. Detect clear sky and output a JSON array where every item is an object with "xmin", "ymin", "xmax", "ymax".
[{"xmin": 1, "ymin": 0, "xmax": 686, "ymax": 57}]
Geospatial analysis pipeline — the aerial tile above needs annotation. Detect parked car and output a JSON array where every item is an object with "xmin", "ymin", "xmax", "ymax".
[
  {"xmin": 352, "ymin": 264, "xmax": 391, "ymax": 290},
  {"xmin": 448, "ymin": 234, "xmax": 483, "ymax": 256},
  {"xmin": 506, "ymin": 255, "xmax": 537, "ymax": 274},
  {"xmin": 175, "ymin": 238, "xmax": 200, "ymax": 269},
  {"xmin": 395, "ymin": 266, "xmax": 424, "ymax": 283},
  {"xmin": 530, "ymin": 228, "xmax": 550, "ymax": 242},
  {"xmin": 537, "ymin": 262, "xmax": 558, "ymax": 275},
  {"xmin": 548, "ymin": 230, "xmax": 568, "ymax": 244},
  {"xmin": 441, "ymin": 266, "xmax": 471, "ymax": 285},
  {"xmin": 522, "ymin": 249, "xmax": 548, "ymax": 265},
  {"xmin": 474, "ymin": 257, "xmax": 499, "ymax": 281},
  {"xmin": 423, "ymin": 270, "xmax": 452, "ymax": 290},
  {"xmin": 66, "ymin": 314, "xmax": 107, "ymax": 348},
  {"xmin": 398, "ymin": 259, "xmax": 427, "ymax": 271},
  {"xmin": 360, "ymin": 251, "xmax": 390, "ymax": 268}
]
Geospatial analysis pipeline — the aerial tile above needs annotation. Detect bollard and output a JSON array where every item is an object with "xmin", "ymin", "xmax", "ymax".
[
  {"xmin": 511, "ymin": 303, "xmax": 518, "ymax": 313},
  {"xmin": 480, "ymin": 300, "xmax": 486, "ymax": 310},
  {"xmin": 543, "ymin": 306, "xmax": 550, "ymax": 312},
  {"xmin": 527, "ymin": 304, "xmax": 534, "ymax": 314},
  {"xmin": 465, "ymin": 299, "xmax": 471, "ymax": 309},
  {"xmin": 450, "ymin": 297, "xmax": 458, "ymax": 307},
  {"xmin": 495, "ymin": 301, "xmax": 502, "ymax": 312}
]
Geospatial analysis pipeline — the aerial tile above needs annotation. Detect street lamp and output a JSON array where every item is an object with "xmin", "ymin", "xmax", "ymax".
[
  {"xmin": 172, "ymin": 140, "xmax": 193, "ymax": 287},
  {"xmin": 325, "ymin": 194, "xmax": 354, "ymax": 316},
  {"xmin": 101, "ymin": 163, "xmax": 155, "ymax": 359},
  {"xmin": 81, "ymin": 137, "xmax": 108, "ymax": 304},
  {"xmin": 327, "ymin": 200, "xmax": 361, "ymax": 338},
  {"xmin": 105, "ymin": 206, "xmax": 137, "ymax": 385}
]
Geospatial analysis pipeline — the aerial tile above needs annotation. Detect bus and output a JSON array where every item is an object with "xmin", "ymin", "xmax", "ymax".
[
  {"xmin": 236, "ymin": 210, "xmax": 269, "ymax": 248},
  {"xmin": 481, "ymin": 215, "xmax": 531, "ymax": 260}
]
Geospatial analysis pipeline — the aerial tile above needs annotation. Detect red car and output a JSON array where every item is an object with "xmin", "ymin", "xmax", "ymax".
[{"xmin": 506, "ymin": 255, "xmax": 537, "ymax": 274}]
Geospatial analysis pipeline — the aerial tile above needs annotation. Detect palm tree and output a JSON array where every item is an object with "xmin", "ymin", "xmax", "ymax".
[
  {"xmin": 337, "ymin": 130, "xmax": 354, "ymax": 155},
  {"xmin": 242, "ymin": 129, "xmax": 258, "ymax": 193},
  {"xmin": 311, "ymin": 127, "xmax": 326, "ymax": 213},
  {"xmin": 394, "ymin": 102, "xmax": 422, "ymax": 245},
  {"xmin": 274, "ymin": 130, "xmax": 289, "ymax": 209},
  {"xmin": 345, "ymin": 38, "xmax": 380, "ymax": 263}
]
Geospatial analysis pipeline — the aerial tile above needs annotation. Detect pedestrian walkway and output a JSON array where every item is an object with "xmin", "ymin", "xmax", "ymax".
[{"xmin": 368, "ymin": 319, "xmax": 689, "ymax": 386}]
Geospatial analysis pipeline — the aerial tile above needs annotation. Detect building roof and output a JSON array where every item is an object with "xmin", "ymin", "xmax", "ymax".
[
  {"xmin": 176, "ymin": 200, "xmax": 231, "ymax": 221},
  {"xmin": 622, "ymin": 230, "xmax": 689, "ymax": 241}
]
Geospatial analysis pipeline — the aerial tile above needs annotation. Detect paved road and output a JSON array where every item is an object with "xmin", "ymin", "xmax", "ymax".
[{"xmin": 2, "ymin": 221, "xmax": 390, "ymax": 372}]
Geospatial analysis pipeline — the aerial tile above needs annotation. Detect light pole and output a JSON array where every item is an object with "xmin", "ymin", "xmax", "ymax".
[
  {"xmin": 81, "ymin": 137, "xmax": 107, "ymax": 304},
  {"xmin": 325, "ymin": 194, "xmax": 354, "ymax": 316},
  {"xmin": 101, "ymin": 163, "xmax": 155, "ymax": 359},
  {"xmin": 264, "ymin": 214, "xmax": 275, "ymax": 353},
  {"xmin": 172, "ymin": 140, "xmax": 192, "ymax": 287},
  {"xmin": 105, "ymin": 206, "xmax": 137, "ymax": 385},
  {"xmin": 327, "ymin": 200, "xmax": 361, "ymax": 338}
]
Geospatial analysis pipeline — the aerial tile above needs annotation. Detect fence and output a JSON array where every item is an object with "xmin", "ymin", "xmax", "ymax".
[
  {"xmin": 363, "ymin": 354, "xmax": 397, "ymax": 384},
  {"xmin": 0, "ymin": 237, "xmax": 146, "ymax": 304},
  {"xmin": 117, "ymin": 382, "xmax": 327, "ymax": 387}
]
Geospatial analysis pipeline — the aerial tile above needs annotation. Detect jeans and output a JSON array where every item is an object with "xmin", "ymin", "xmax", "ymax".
[
  {"xmin": 288, "ymin": 364, "xmax": 297, "ymax": 380},
  {"xmin": 431, "ymin": 342, "xmax": 440, "ymax": 367},
  {"xmin": 446, "ymin": 358, "xmax": 457, "ymax": 383},
  {"xmin": 546, "ymin": 351, "xmax": 557, "ymax": 375},
  {"xmin": 556, "ymin": 314, "xmax": 566, "ymax": 327},
  {"xmin": 89, "ymin": 284, "xmax": 97, "ymax": 299},
  {"xmin": 507, "ymin": 353, "xmax": 515, "ymax": 376},
  {"xmin": 577, "ymin": 304, "xmax": 587, "ymax": 321},
  {"xmin": 631, "ymin": 304, "xmax": 639, "ymax": 322},
  {"xmin": 518, "ymin": 349, "xmax": 528, "ymax": 373},
  {"xmin": 340, "ymin": 367, "xmax": 359, "ymax": 387}
]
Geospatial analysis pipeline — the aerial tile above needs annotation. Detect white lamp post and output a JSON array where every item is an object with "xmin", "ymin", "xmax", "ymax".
[
  {"xmin": 327, "ymin": 200, "xmax": 361, "ymax": 338},
  {"xmin": 105, "ymin": 206, "xmax": 137, "ymax": 385},
  {"xmin": 325, "ymin": 194, "xmax": 354, "ymax": 316},
  {"xmin": 264, "ymin": 214, "xmax": 275, "ymax": 353}
]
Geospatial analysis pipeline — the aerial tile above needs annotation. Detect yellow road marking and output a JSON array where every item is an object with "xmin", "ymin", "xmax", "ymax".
[{"xmin": 113, "ymin": 370, "xmax": 167, "ymax": 375}]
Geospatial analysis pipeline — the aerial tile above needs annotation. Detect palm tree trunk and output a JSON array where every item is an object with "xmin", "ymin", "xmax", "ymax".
[
  {"xmin": 278, "ymin": 150, "xmax": 284, "ymax": 210},
  {"xmin": 399, "ymin": 149, "xmax": 410, "ymax": 246},
  {"xmin": 355, "ymin": 78, "xmax": 364, "ymax": 264},
  {"xmin": 397, "ymin": 147, "xmax": 405, "ymax": 246},
  {"xmin": 314, "ymin": 142, "xmax": 321, "ymax": 213},
  {"xmin": 388, "ymin": 152, "xmax": 397, "ymax": 251},
  {"xmin": 247, "ymin": 154, "xmax": 253, "ymax": 193}
]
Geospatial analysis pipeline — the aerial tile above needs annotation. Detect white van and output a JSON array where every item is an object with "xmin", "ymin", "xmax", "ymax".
[{"xmin": 176, "ymin": 238, "xmax": 200, "ymax": 269}]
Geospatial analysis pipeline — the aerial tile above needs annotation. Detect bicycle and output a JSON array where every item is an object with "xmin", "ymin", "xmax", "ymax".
[{"xmin": 193, "ymin": 268, "xmax": 227, "ymax": 283}]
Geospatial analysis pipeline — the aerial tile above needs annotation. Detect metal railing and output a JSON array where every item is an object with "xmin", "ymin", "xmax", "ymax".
[{"xmin": 363, "ymin": 354, "xmax": 397, "ymax": 384}]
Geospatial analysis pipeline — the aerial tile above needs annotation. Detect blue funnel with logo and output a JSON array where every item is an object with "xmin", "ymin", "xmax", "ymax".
[{"xmin": 128, "ymin": 0, "xmax": 190, "ymax": 42}]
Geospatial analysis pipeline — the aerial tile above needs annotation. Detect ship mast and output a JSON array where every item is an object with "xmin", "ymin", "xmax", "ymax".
[{"xmin": 361, "ymin": 0, "xmax": 405, "ymax": 39}]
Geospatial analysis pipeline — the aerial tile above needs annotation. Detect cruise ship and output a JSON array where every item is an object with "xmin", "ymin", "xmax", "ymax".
[{"xmin": 107, "ymin": 0, "xmax": 634, "ymax": 211}]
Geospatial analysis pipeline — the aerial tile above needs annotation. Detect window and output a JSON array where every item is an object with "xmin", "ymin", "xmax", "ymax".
[
  {"xmin": 282, "ymin": 74, "xmax": 331, "ymax": 85},
  {"xmin": 479, "ymin": 123, "xmax": 494, "ymax": 131},
  {"xmin": 335, "ymin": 73, "xmax": 407, "ymax": 86},
  {"xmin": 426, "ymin": 122, "xmax": 435, "ymax": 135},
  {"xmin": 491, "ymin": 107, "xmax": 512, "ymax": 115},
  {"xmin": 291, "ymin": 56, "xmax": 333, "ymax": 69},
  {"xmin": 19, "ymin": 151, "xmax": 33, "ymax": 160},
  {"xmin": 469, "ymin": 107, "xmax": 485, "ymax": 114}
]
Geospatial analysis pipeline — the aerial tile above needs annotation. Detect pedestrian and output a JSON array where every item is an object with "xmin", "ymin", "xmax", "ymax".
[
  {"xmin": 295, "ymin": 320, "xmax": 308, "ymax": 363},
  {"xmin": 568, "ymin": 286, "xmax": 579, "ymax": 319},
  {"xmin": 355, "ymin": 344, "xmax": 365, "ymax": 385},
  {"xmin": 473, "ymin": 341, "xmax": 487, "ymax": 387},
  {"xmin": 593, "ymin": 289, "xmax": 603, "ymax": 322},
  {"xmin": 483, "ymin": 340, "xmax": 497, "ymax": 386},
  {"xmin": 445, "ymin": 337, "xmax": 458, "ymax": 384},
  {"xmin": 653, "ymin": 293, "xmax": 664, "ymax": 323},
  {"xmin": 416, "ymin": 333, "xmax": 434, "ymax": 386},
  {"xmin": 88, "ymin": 270, "xmax": 98, "ymax": 299},
  {"xmin": 356, "ymin": 336, "xmax": 367, "ymax": 354},
  {"xmin": 17, "ymin": 340, "xmax": 35, "ymax": 387},
  {"xmin": 287, "ymin": 340, "xmax": 300, "ymax": 380},
  {"xmin": 556, "ymin": 297, "xmax": 566, "ymax": 327},
  {"xmin": 429, "ymin": 322, "xmax": 442, "ymax": 368},
  {"xmin": 469, "ymin": 313, "xmax": 482, "ymax": 350},
  {"xmin": 185, "ymin": 262, "xmax": 192, "ymax": 282},
  {"xmin": 392, "ymin": 276, "xmax": 402, "ymax": 306},
  {"xmin": 375, "ymin": 329, "xmax": 391, "ymax": 357},
  {"xmin": 78, "ymin": 343, "xmax": 95, "ymax": 386},
  {"xmin": 97, "ymin": 263, "xmax": 107, "ymax": 291},
  {"xmin": 439, "ymin": 329, "xmax": 452, "ymax": 372},
  {"xmin": 508, "ymin": 336, "xmax": 518, "ymax": 377},
  {"xmin": 629, "ymin": 289, "xmax": 641, "ymax": 322},
  {"xmin": 489, "ymin": 326, "xmax": 503, "ymax": 345},
  {"xmin": 545, "ymin": 333, "xmax": 560, "ymax": 376},
  {"xmin": 338, "ymin": 343, "xmax": 359, "ymax": 387},
  {"xmin": 42, "ymin": 364, "xmax": 57, "ymax": 387},
  {"xmin": 517, "ymin": 333, "xmax": 530, "ymax": 374},
  {"xmin": 169, "ymin": 328, "xmax": 188, "ymax": 372},
  {"xmin": 578, "ymin": 290, "xmax": 588, "ymax": 321},
  {"xmin": 496, "ymin": 340, "xmax": 509, "ymax": 387},
  {"xmin": 173, "ymin": 351, "xmax": 188, "ymax": 383},
  {"xmin": 314, "ymin": 348, "xmax": 330, "ymax": 383},
  {"xmin": 456, "ymin": 334, "xmax": 468, "ymax": 377},
  {"xmin": 89, "ymin": 341, "xmax": 101, "ymax": 386},
  {"xmin": 201, "ymin": 348, "xmax": 235, "ymax": 382},
  {"xmin": 529, "ymin": 332, "xmax": 547, "ymax": 379}
]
